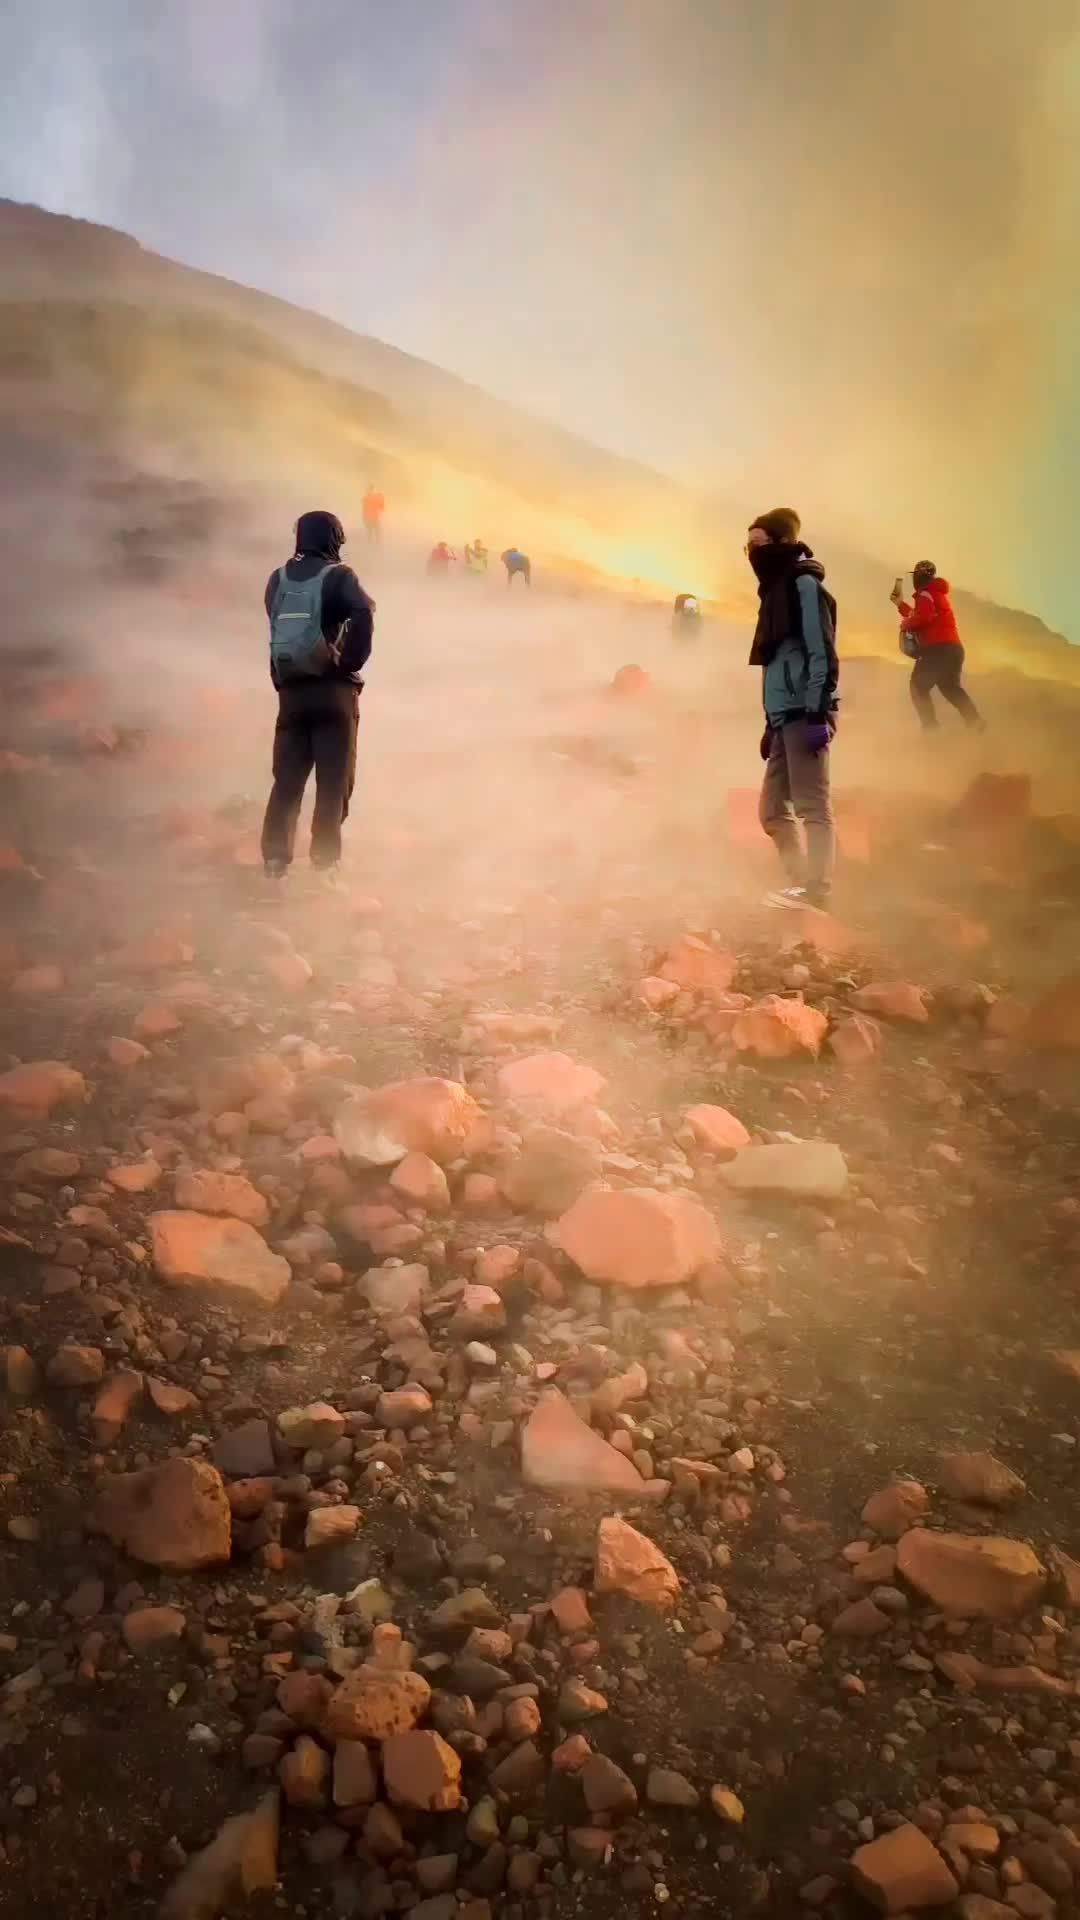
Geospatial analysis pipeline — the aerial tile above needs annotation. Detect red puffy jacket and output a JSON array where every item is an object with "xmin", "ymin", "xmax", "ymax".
[{"xmin": 898, "ymin": 576, "xmax": 960, "ymax": 647}]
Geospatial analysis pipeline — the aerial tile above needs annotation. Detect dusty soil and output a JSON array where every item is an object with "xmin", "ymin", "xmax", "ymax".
[{"xmin": 2, "ymin": 555, "xmax": 1080, "ymax": 1920}]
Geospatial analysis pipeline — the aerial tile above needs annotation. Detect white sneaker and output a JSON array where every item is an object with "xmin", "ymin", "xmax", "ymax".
[
  {"xmin": 314, "ymin": 866, "xmax": 346, "ymax": 895},
  {"xmin": 764, "ymin": 886, "xmax": 810, "ymax": 909}
]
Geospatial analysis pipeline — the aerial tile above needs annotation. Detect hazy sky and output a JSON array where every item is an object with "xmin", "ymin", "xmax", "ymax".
[{"xmin": 2, "ymin": 0, "xmax": 1079, "ymax": 633}]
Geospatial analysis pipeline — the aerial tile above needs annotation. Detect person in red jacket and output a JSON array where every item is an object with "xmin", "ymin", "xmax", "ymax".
[{"xmin": 891, "ymin": 561, "xmax": 982, "ymax": 731}]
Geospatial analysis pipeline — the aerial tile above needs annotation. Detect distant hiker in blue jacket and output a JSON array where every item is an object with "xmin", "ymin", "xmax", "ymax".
[
  {"xmin": 746, "ymin": 507, "xmax": 838, "ymax": 910},
  {"xmin": 501, "ymin": 547, "xmax": 531, "ymax": 587},
  {"xmin": 261, "ymin": 510, "xmax": 374, "ymax": 884}
]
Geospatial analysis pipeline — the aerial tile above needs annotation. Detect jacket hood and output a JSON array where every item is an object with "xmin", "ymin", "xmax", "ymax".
[
  {"xmin": 294, "ymin": 510, "xmax": 345, "ymax": 561},
  {"xmin": 925, "ymin": 576, "xmax": 951, "ymax": 596}
]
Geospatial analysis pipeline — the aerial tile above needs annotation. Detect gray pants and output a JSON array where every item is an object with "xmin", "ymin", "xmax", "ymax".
[{"xmin": 759, "ymin": 719, "xmax": 835, "ymax": 901}]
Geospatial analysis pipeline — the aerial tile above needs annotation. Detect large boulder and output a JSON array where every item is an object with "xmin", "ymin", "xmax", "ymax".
[
  {"xmin": 896, "ymin": 1530, "xmax": 1046, "ymax": 1620},
  {"xmin": 718, "ymin": 1140, "xmax": 848, "ymax": 1202},
  {"xmin": 521, "ymin": 1390, "xmax": 649, "ymax": 1497},
  {"xmin": 93, "ymin": 1456, "xmax": 231, "ymax": 1571},
  {"xmin": 335, "ymin": 1077, "xmax": 482, "ymax": 1167},
  {"xmin": 323, "ymin": 1668, "xmax": 432, "ymax": 1742},
  {"xmin": 554, "ymin": 1186, "xmax": 721, "ymax": 1290},
  {"xmin": 149, "ymin": 1211, "xmax": 290, "ymax": 1306}
]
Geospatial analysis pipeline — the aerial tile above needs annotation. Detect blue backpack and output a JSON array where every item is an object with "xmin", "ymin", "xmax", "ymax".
[{"xmin": 269, "ymin": 563, "xmax": 338, "ymax": 680}]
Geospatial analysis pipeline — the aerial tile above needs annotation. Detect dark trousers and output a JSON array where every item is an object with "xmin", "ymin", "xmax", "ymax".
[
  {"xmin": 909, "ymin": 644, "xmax": 981, "ymax": 729},
  {"xmin": 261, "ymin": 682, "xmax": 359, "ymax": 870},
  {"xmin": 759, "ymin": 718, "xmax": 835, "ymax": 901}
]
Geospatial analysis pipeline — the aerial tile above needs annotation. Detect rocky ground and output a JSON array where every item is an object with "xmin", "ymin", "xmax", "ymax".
[{"xmin": 3, "ymin": 641, "xmax": 1080, "ymax": 1920}]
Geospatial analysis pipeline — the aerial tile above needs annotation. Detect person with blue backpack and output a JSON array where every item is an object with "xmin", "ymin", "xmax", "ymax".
[{"xmin": 260, "ymin": 510, "xmax": 374, "ymax": 883}]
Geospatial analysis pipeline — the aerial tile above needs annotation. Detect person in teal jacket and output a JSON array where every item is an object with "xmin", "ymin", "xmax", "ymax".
[{"xmin": 746, "ymin": 507, "xmax": 838, "ymax": 909}]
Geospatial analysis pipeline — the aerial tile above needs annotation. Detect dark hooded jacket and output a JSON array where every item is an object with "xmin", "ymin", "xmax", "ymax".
[
  {"xmin": 265, "ymin": 510, "xmax": 374, "ymax": 691},
  {"xmin": 749, "ymin": 541, "xmax": 838, "ymax": 727}
]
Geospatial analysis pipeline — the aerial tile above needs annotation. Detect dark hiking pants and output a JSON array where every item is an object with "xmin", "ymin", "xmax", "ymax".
[
  {"xmin": 909, "ymin": 644, "xmax": 981, "ymax": 729},
  {"xmin": 759, "ymin": 718, "xmax": 835, "ymax": 902},
  {"xmin": 261, "ymin": 681, "xmax": 359, "ymax": 870}
]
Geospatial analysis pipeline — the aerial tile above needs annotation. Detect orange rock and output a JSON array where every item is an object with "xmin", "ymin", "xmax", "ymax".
[
  {"xmin": 683, "ymin": 1103, "xmax": 750, "ymax": 1159},
  {"xmin": 335, "ymin": 1076, "xmax": 482, "ymax": 1167},
  {"xmin": 376, "ymin": 1386, "xmax": 433, "ymax": 1429},
  {"xmin": 637, "ymin": 976, "xmax": 681, "ymax": 1011},
  {"xmin": 1027, "ymin": 975, "xmax": 1080, "ymax": 1050},
  {"xmin": 279, "ymin": 1735, "xmax": 330, "ymax": 1808},
  {"xmin": 595, "ymin": 1516, "xmax": 680, "ymax": 1611},
  {"xmin": 850, "ymin": 1822, "xmax": 958, "ymax": 1913},
  {"xmin": 611, "ymin": 664, "xmax": 652, "ymax": 696},
  {"xmin": 496, "ymin": 1051, "xmax": 606, "ymax": 1111},
  {"xmin": 12, "ymin": 964, "xmax": 63, "ymax": 995},
  {"xmin": 277, "ymin": 1670, "xmax": 334, "ymax": 1731},
  {"xmin": 896, "ymin": 1531, "xmax": 1046, "ymax": 1620},
  {"xmin": 590, "ymin": 1360, "xmax": 649, "ymax": 1417},
  {"xmin": 461, "ymin": 1172, "xmax": 500, "ymax": 1213},
  {"xmin": 122, "ymin": 1604, "xmax": 187, "ymax": 1653},
  {"xmin": 852, "ymin": 981, "xmax": 930, "ymax": 1024},
  {"xmin": 92, "ymin": 1369, "xmax": 144, "ymax": 1444},
  {"xmin": 112, "ymin": 929, "xmax": 194, "ymax": 972},
  {"xmin": 333, "ymin": 1741, "xmax": 378, "ymax": 1808},
  {"xmin": 47, "ymin": 1343, "xmax": 105, "ymax": 1387},
  {"xmin": 733, "ymin": 996, "xmax": 828, "ymax": 1059},
  {"xmin": 227, "ymin": 1477, "xmax": 275, "ymax": 1520},
  {"xmin": 0, "ymin": 1060, "xmax": 86, "ymax": 1114},
  {"xmin": 106, "ymin": 1036, "xmax": 150, "ymax": 1068},
  {"xmin": 160, "ymin": 1791, "xmax": 279, "ymax": 1919},
  {"xmin": 450, "ymin": 1283, "xmax": 507, "ymax": 1334},
  {"xmin": 389, "ymin": 1152, "xmax": 451, "ymax": 1211},
  {"xmin": 262, "ymin": 949, "xmax": 314, "ymax": 992},
  {"xmin": 323, "ymin": 1667, "xmax": 432, "ymax": 1742},
  {"xmin": 305, "ymin": 1506, "xmax": 362, "ymax": 1550},
  {"xmin": 555, "ymin": 1187, "xmax": 722, "ymax": 1290},
  {"xmin": 173, "ymin": 1168, "xmax": 269, "ymax": 1227},
  {"xmin": 659, "ymin": 935, "xmax": 738, "ymax": 1000},
  {"xmin": 149, "ymin": 1211, "xmax": 290, "ymax": 1306},
  {"xmin": 550, "ymin": 1587, "xmax": 594, "ymax": 1635},
  {"xmin": 147, "ymin": 1376, "xmax": 199, "ymax": 1418},
  {"xmin": 93, "ymin": 1456, "xmax": 231, "ymax": 1571},
  {"xmin": 861, "ymin": 1479, "xmax": 930, "ymax": 1540},
  {"xmin": 107, "ymin": 1158, "xmax": 163, "ymax": 1194},
  {"xmin": 475, "ymin": 1243, "xmax": 521, "ymax": 1288},
  {"xmin": 829, "ymin": 1013, "xmax": 883, "ymax": 1067},
  {"xmin": 133, "ymin": 1001, "xmax": 182, "ymax": 1039},
  {"xmin": 382, "ymin": 1730, "xmax": 462, "ymax": 1812},
  {"xmin": 521, "ymin": 1390, "xmax": 648, "ymax": 1497}
]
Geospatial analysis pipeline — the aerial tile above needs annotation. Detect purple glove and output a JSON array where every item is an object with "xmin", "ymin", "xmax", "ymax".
[
  {"xmin": 804, "ymin": 719, "xmax": 832, "ymax": 755},
  {"xmin": 760, "ymin": 724, "xmax": 774, "ymax": 762}
]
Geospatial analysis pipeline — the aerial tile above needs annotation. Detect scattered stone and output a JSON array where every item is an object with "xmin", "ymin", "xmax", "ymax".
[
  {"xmin": 595, "ymin": 1516, "xmax": 680, "ymax": 1611},
  {"xmin": 896, "ymin": 1530, "xmax": 1046, "ymax": 1620},
  {"xmin": 501, "ymin": 1125, "xmax": 604, "ymax": 1213},
  {"xmin": 522, "ymin": 1390, "xmax": 649, "ymax": 1496},
  {"xmin": 852, "ymin": 982, "xmax": 930, "ymax": 1024},
  {"xmin": 719, "ymin": 1139, "xmax": 848, "ymax": 1201},
  {"xmin": 279, "ymin": 1735, "xmax": 330, "ymax": 1809},
  {"xmin": 149, "ymin": 1211, "xmax": 290, "ymax": 1306},
  {"xmin": 710, "ymin": 1786, "xmax": 745, "ymax": 1824},
  {"xmin": 862, "ymin": 1479, "xmax": 930, "ymax": 1540},
  {"xmin": 582, "ymin": 1752, "xmax": 638, "ymax": 1816},
  {"xmin": 279, "ymin": 1402, "xmax": 346, "ymax": 1450},
  {"xmin": 733, "ymin": 996, "xmax": 828, "ymax": 1059},
  {"xmin": 47, "ymin": 1343, "xmax": 105, "ymax": 1387},
  {"xmin": 555, "ymin": 1186, "xmax": 721, "ymax": 1289},
  {"xmin": 305, "ymin": 1506, "xmax": 361, "ymax": 1550},
  {"xmin": 830, "ymin": 1013, "xmax": 883, "ymax": 1067},
  {"xmin": 335, "ymin": 1077, "xmax": 482, "ymax": 1168},
  {"xmin": 496, "ymin": 1051, "xmax": 606, "ymax": 1112},
  {"xmin": 333, "ymin": 1741, "xmax": 377, "ymax": 1808},
  {"xmin": 849, "ymin": 1822, "xmax": 959, "ymax": 1913},
  {"xmin": 173, "ymin": 1168, "xmax": 269, "ymax": 1226},
  {"xmin": 323, "ymin": 1668, "xmax": 432, "ymax": 1742},
  {"xmin": 92, "ymin": 1457, "xmax": 231, "ymax": 1571},
  {"xmin": 92, "ymin": 1369, "xmax": 144, "ymax": 1444},
  {"xmin": 0, "ymin": 1061, "xmax": 86, "ymax": 1114},
  {"xmin": 646, "ymin": 1768, "xmax": 699, "ymax": 1809},
  {"xmin": 683, "ymin": 1103, "xmax": 750, "ymax": 1158},
  {"xmin": 938, "ymin": 1451, "xmax": 1026, "ymax": 1508},
  {"xmin": 213, "ymin": 1419, "xmax": 277, "ymax": 1478},
  {"xmin": 382, "ymin": 1730, "xmax": 462, "ymax": 1811},
  {"xmin": 160, "ymin": 1789, "xmax": 279, "ymax": 1920},
  {"xmin": 389, "ymin": 1152, "xmax": 451, "ymax": 1211},
  {"xmin": 121, "ymin": 1605, "xmax": 187, "ymax": 1653},
  {"xmin": 377, "ymin": 1384, "xmax": 434, "ymax": 1428}
]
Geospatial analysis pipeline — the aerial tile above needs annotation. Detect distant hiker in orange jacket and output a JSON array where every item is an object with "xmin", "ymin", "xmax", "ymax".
[
  {"xmin": 362, "ymin": 485, "xmax": 385, "ymax": 545},
  {"xmin": 891, "ymin": 562, "xmax": 983, "ymax": 731}
]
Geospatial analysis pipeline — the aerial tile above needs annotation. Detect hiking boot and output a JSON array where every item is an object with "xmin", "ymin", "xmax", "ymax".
[
  {"xmin": 764, "ymin": 886, "xmax": 809, "ymax": 909},
  {"xmin": 264, "ymin": 860, "xmax": 287, "ymax": 881},
  {"xmin": 314, "ymin": 865, "xmax": 346, "ymax": 894}
]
